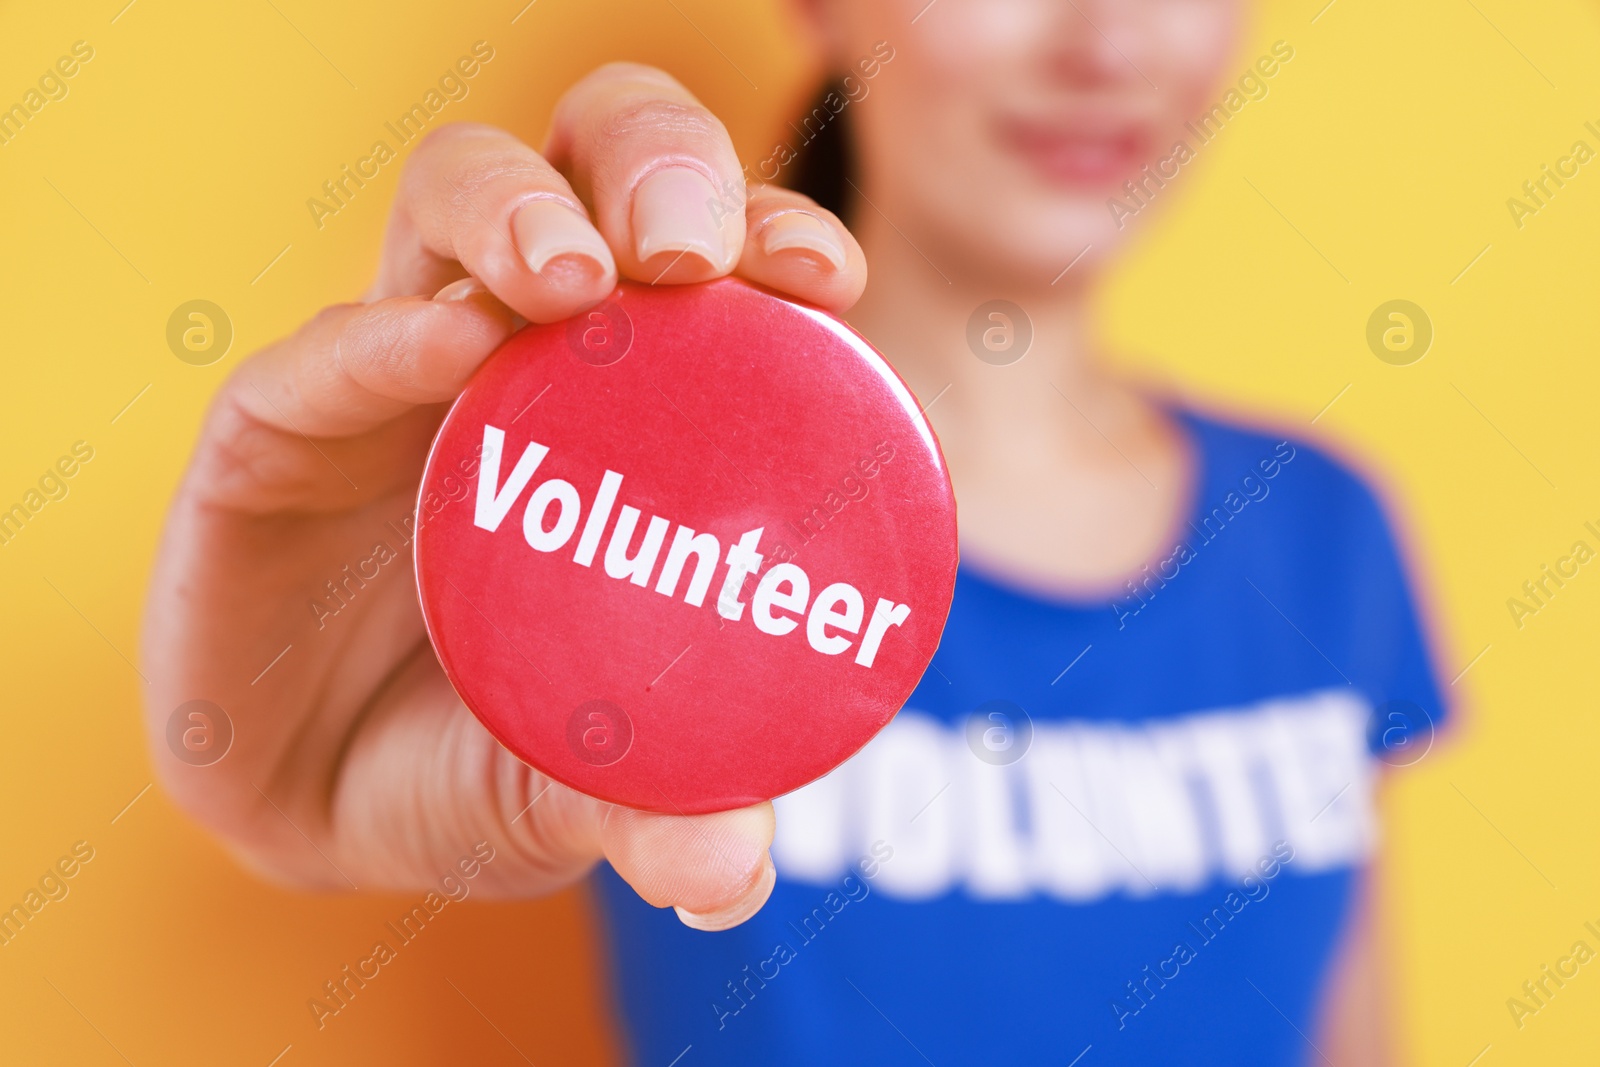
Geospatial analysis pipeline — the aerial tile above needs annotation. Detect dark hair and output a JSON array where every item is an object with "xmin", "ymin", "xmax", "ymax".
[{"xmin": 783, "ymin": 79, "xmax": 858, "ymax": 226}]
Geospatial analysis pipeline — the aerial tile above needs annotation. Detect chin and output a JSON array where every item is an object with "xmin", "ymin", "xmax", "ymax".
[{"xmin": 943, "ymin": 192, "xmax": 1141, "ymax": 289}]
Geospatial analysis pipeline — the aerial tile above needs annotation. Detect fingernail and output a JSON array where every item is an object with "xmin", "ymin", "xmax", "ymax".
[
  {"xmin": 632, "ymin": 166, "xmax": 737, "ymax": 272},
  {"xmin": 759, "ymin": 211, "xmax": 846, "ymax": 271},
  {"xmin": 432, "ymin": 277, "xmax": 486, "ymax": 302},
  {"xmin": 512, "ymin": 199, "xmax": 616, "ymax": 278},
  {"xmin": 674, "ymin": 855, "xmax": 776, "ymax": 932}
]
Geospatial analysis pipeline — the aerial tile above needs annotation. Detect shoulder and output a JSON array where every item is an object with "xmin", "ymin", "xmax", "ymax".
[
  {"xmin": 1175, "ymin": 404, "xmax": 1444, "ymax": 707},
  {"xmin": 1179, "ymin": 405, "xmax": 1397, "ymax": 554}
]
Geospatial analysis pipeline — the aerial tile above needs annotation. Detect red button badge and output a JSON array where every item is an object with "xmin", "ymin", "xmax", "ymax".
[{"xmin": 415, "ymin": 278, "xmax": 958, "ymax": 814}]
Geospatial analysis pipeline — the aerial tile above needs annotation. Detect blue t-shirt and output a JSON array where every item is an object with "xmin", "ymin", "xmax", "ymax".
[{"xmin": 594, "ymin": 408, "xmax": 1445, "ymax": 1065}]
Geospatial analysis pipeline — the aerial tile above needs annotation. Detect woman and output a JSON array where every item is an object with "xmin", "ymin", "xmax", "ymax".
[{"xmin": 144, "ymin": 0, "xmax": 1443, "ymax": 1062}]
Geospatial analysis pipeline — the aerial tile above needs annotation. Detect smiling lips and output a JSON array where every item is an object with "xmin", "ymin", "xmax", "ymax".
[{"xmin": 997, "ymin": 117, "xmax": 1150, "ymax": 187}]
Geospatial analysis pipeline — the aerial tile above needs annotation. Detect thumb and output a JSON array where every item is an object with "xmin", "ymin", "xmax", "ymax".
[{"xmin": 601, "ymin": 802, "xmax": 777, "ymax": 931}]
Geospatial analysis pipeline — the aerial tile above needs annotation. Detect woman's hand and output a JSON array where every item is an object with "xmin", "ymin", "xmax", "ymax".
[{"xmin": 141, "ymin": 63, "xmax": 866, "ymax": 930}]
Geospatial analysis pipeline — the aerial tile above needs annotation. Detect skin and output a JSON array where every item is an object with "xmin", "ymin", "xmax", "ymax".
[
  {"xmin": 145, "ymin": 0, "xmax": 1388, "ymax": 1054},
  {"xmin": 143, "ymin": 67, "xmax": 862, "ymax": 931}
]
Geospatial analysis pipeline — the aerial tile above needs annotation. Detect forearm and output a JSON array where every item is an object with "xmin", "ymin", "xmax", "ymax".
[{"xmin": 1317, "ymin": 867, "xmax": 1395, "ymax": 1066}]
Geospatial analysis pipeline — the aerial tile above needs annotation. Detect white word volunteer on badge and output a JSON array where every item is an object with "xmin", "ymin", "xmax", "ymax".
[{"xmin": 473, "ymin": 425, "xmax": 913, "ymax": 669}]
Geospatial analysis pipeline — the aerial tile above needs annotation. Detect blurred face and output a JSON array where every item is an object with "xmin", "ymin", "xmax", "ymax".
[{"xmin": 807, "ymin": 0, "xmax": 1242, "ymax": 285}]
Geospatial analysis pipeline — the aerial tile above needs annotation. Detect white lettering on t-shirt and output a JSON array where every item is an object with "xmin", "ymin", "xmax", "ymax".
[{"xmin": 772, "ymin": 689, "xmax": 1376, "ymax": 902}]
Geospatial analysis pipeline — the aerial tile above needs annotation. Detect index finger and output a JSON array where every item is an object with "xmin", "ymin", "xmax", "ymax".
[{"xmin": 373, "ymin": 123, "xmax": 619, "ymax": 323}]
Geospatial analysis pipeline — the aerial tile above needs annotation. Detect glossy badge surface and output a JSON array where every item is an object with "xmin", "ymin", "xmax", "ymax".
[{"xmin": 415, "ymin": 278, "xmax": 957, "ymax": 813}]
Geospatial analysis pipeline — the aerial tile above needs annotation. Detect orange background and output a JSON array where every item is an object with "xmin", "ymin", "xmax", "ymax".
[{"xmin": 2, "ymin": 0, "xmax": 1598, "ymax": 1064}]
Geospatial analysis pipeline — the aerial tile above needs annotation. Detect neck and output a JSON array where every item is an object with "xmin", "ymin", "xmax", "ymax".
[
  {"xmin": 840, "ymin": 198, "xmax": 1194, "ymax": 594},
  {"xmin": 843, "ymin": 203, "xmax": 1124, "ymax": 468}
]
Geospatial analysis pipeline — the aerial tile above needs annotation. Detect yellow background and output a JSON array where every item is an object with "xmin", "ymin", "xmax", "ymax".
[{"xmin": 1, "ymin": 0, "xmax": 1596, "ymax": 1063}]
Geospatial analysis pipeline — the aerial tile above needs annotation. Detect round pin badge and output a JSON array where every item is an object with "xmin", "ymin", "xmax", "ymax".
[{"xmin": 415, "ymin": 278, "xmax": 957, "ymax": 814}]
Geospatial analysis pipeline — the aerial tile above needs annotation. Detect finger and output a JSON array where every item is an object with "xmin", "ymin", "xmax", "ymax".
[
  {"xmin": 375, "ymin": 123, "xmax": 618, "ymax": 323},
  {"xmin": 735, "ymin": 185, "xmax": 867, "ymax": 312},
  {"xmin": 602, "ymin": 803, "xmax": 776, "ymax": 931},
  {"xmin": 545, "ymin": 63, "xmax": 746, "ymax": 286},
  {"xmin": 193, "ymin": 284, "xmax": 515, "ymax": 510},
  {"xmin": 239, "ymin": 283, "xmax": 514, "ymax": 437}
]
